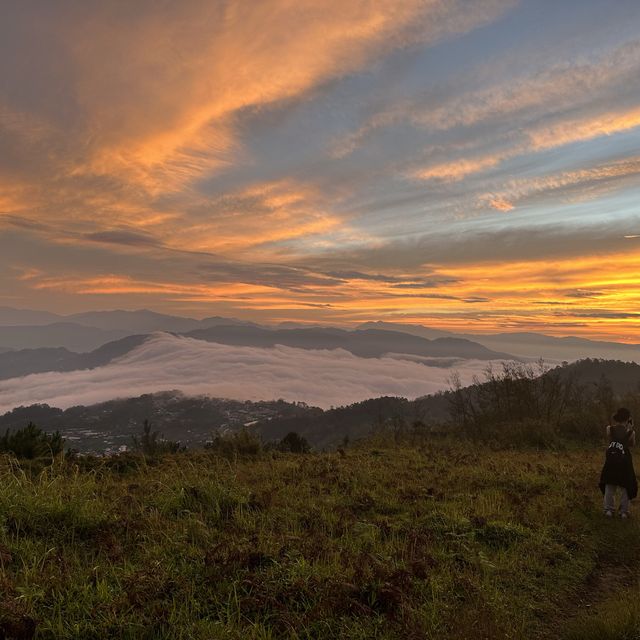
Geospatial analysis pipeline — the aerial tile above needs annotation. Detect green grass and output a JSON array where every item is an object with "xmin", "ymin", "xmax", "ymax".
[{"xmin": 0, "ymin": 439, "xmax": 638, "ymax": 639}]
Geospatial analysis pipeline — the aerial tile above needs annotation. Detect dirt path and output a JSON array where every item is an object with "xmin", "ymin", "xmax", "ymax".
[{"xmin": 550, "ymin": 515, "xmax": 640, "ymax": 639}]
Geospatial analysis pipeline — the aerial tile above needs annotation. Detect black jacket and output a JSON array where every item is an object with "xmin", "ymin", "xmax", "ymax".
[{"xmin": 599, "ymin": 425, "xmax": 638, "ymax": 499}]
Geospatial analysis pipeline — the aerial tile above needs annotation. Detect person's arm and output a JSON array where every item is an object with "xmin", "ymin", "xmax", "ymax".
[
  {"xmin": 607, "ymin": 424, "xmax": 611, "ymax": 439},
  {"xmin": 629, "ymin": 429, "xmax": 636, "ymax": 447}
]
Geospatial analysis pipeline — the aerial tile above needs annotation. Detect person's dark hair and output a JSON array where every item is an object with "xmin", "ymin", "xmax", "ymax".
[{"xmin": 612, "ymin": 407, "xmax": 632, "ymax": 423}]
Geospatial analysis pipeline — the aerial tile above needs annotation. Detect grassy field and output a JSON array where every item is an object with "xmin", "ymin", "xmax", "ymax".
[{"xmin": 0, "ymin": 438, "xmax": 639, "ymax": 639}]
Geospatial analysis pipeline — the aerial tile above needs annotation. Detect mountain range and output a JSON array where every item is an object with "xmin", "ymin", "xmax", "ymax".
[
  {"xmin": 0, "ymin": 325, "xmax": 512, "ymax": 382},
  {"xmin": 0, "ymin": 335, "xmax": 148, "ymax": 380},
  {"xmin": 184, "ymin": 325, "xmax": 513, "ymax": 360},
  {"xmin": 0, "ymin": 306, "xmax": 256, "ymax": 331},
  {"xmin": 1, "ymin": 307, "xmax": 639, "ymax": 397},
  {"xmin": 357, "ymin": 321, "xmax": 640, "ymax": 362},
  {"xmin": 2, "ymin": 307, "xmax": 637, "ymax": 363},
  {"xmin": 0, "ymin": 308, "xmax": 255, "ymax": 351}
]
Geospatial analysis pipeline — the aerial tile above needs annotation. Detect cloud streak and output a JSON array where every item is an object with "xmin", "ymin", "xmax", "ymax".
[{"xmin": 3, "ymin": 1, "xmax": 640, "ymax": 341}]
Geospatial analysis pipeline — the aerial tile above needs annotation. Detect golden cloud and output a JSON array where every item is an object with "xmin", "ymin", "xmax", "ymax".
[
  {"xmin": 412, "ymin": 155, "xmax": 503, "ymax": 182},
  {"xmin": 480, "ymin": 157, "xmax": 640, "ymax": 209},
  {"xmin": 58, "ymin": 0, "xmax": 513, "ymax": 195}
]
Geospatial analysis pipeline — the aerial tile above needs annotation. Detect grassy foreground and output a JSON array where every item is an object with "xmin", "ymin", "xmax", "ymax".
[{"xmin": 0, "ymin": 439, "xmax": 639, "ymax": 639}]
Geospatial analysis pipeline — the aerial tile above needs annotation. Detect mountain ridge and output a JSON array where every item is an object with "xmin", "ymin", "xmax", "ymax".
[
  {"xmin": 0, "ymin": 326, "xmax": 514, "ymax": 382},
  {"xmin": 184, "ymin": 325, "xmax": 515, "ymax": 360},
  {"xmin": 358, "ymin": 321, "xmax": 640, "ymax": 362},
  {"xmin": 2, "ymin": 306, "xmax": 639, "ymax": 362},
  {"xmin": 0, "ymin": 334, "xmax": 149, "ymax": 380}
]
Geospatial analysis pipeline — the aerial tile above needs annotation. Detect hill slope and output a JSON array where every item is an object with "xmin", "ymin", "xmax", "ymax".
[
  {"xmin": 0, "ymin": 323, "xmax": 131, "ymax": 352},
  {"xmin": 0, "ymin": 308, "xmax": 257, "ymax": 350},
  {"xmin": 186, "ymin": 325, "xmax": 515, "ymax": 360},
  {"xmin": 4, "ymin": 358, "xmax": 639, "ymax": 451},
  {"xmin": 0, "ymin": 392, "xmax": 311, "ymax": 452},
  {"xmin": 0, "ymin": 325, "xmax": 515, "ymax": 384},
  {"xmin": 0, "ymin": 334, "xmax": 149, "ymax": 380},
  {"xmin": 360, "ymin": 321, "xmax": 640, "ymax": 362},
  {"xmin": 0, "ymin": 441, "xmax": 637, "ymax": 639}
]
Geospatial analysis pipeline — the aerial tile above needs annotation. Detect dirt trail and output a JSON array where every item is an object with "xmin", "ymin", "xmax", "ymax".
[{"xmin": 548, "ymin": 516, "xmax": 640, "ymax": 639}]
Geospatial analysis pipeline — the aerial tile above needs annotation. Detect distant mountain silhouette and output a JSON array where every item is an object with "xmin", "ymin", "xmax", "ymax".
[
  {"xmin": 0, "ymin": 334, "xmax": 148, "ymax": 380},
  {"xmin": 0, "ymin": 347, "xmax": 85, "ymax": 379},
  {"xmin": 0, "ymin": 323, "xmax": 131, "ymax": 352},
  {"xmin": 0, "ymin": 306, "xmax": 62, "ymax": 326},
  {"xmin": 357, "ymin": 321, "xmax": 454, "ymax": 340},
  {"xmin": 460, "ymin": 332, "xmax": 640, "ymax": 362},
  {"xmin": 67, "ymin": 309, "xmax": 203, "ymax": 333},
  {"xmin": 357, "ymin": 321, "xmax": 640, "ymax": 362},
  {"xmin": 186, "ymin": 325, "xmax": 514, "ymax": 360},
  {"xmin": 0, "ymin": 325, "xmax": 514, "ymax": 382},
  {"xmin": 0, "ymin": 308, "xmax": 258, "ymax": 350},
  {"xmin": 66, "ymin": 309, "xmax": 258, "ymax": 333},
  {"xmin": 3, "ymin": 307, "xmax": 639, "ymax": 362},
  {"xmin": 199, "ymin": 316, "xmax": 260, "ymax": 329}
]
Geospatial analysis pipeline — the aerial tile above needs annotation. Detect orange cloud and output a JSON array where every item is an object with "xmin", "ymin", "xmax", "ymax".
[
  {"xmin": 5, "ymin": 1, "xmax": 640, "ymax": 343},
  {"xmin": 487, "ymin": 197, "xmax": 514, "ymax": 212},
  {"xmin": 0, "ymin": 0, "xmax": 516, "ymax": 270},
  {"xmin": 480, "ymin": 157, "xmax": 640, "ymax": 209},
  {"xmin": 25, "ymin": 273, "xmax": 277, "ymax": 298},
  {"xmin": 13, "ymin": 245, "xmax": 640, "ymax": 341},
  {"xmin": 528, "ymin": 107, "xmax": 640, "ymax": 151},
  {"xmin": 60, "ymin": 0, "xmax": 514, "ymax": 196},
  {"xmin": 412, "ymin": 155, "xmax": 503, "ymax": 181},
  {"xmin": 165, "ymin": 180, "xmax": 343, "ymax": 255}
]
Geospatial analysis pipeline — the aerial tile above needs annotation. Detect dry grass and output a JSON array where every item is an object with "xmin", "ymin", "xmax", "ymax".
[{"xmin": 0, "ymin": 438, "xmax": 638, "ymax": 639}]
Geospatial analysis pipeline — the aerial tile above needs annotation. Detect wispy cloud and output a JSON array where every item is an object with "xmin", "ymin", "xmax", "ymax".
[
  {"xmin": 412, "ymin": 156, "xmax": 503, "ymax": 182},
  {"xmin": 84, "ymin": 230, "xmax": 160, "ymax": 248},
  {"xmin": 344, "ymin": 40, "xmax": 640, "ymax": 168},
  {"xmin": 479, "ymin": 157, "xmax": 640, "ymax": 211},
  {"xmin": 3, "ymin": 1, "xmax": 640, "ymax": 341},
  {"xmin": 1, "ymin": 0, "xmax": 514, "ymax": 197}
]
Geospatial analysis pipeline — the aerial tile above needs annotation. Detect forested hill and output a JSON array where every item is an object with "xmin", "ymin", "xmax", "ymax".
[
  {"xmin": 2, "ymin": 358, "xmax": 639, "ymax": 452},
  {"xmin": 256, "ymin": 396, "xmax": 451, "ymax": 450},
  {"xmin": 254, "ymin": 358, "xmax": 640, "ymax": 447},
  {"xmin": 553, "ymin": 357, "xmax": 640, "ymax": 393},
  {"xmin": 0, "ymin": 394, "xmax": 313, "ymax": 453}
]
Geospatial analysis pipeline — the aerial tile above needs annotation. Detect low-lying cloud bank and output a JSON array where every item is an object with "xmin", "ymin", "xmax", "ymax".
[{"xmin": 0, "ymin": 333, "xmax": 511, "ymax": 412}]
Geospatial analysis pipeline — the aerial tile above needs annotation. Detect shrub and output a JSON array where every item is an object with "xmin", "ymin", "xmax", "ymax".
[
  {"xmin": 447, "ymin": 360, "xmax": 625, "ymax": 443},
  {"xmin": 278, "ymin": 431, "xmax": 310, "ymax": 453},
  {"xmin": 130, "ymin": 419, "xmax": 183, "ymax": 456},
  {"xmin": 205, "ymin": 428, "xmax": 262, "ymax": 458},
  {"xmin": 0, "ymin": 422, "xmax": 64, "ymax": 459}
]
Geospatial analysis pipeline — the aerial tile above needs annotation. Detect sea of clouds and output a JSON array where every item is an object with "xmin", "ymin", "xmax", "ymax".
[{"xmin": 0, "ymin": 333, "xmax": 514, "ymax": 412}]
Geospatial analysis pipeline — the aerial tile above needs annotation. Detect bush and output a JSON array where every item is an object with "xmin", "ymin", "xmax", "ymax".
[
  {"xmin": 131, "ymin": 419, "xmax": 183, "ymax": 456},
  {"xmin": 447, "ymin": 360, "xmax": 624, "ymax": 443},
  {"xmin": 480, "ymin": 418, "xmax": 561, "ymax": 448},
  {"xmin": 205, "ymin": 428, "xmax": 263, "ymax": 458},
  {"xmin": 278, "ymin": 431, "xmax": 310, "ymax": 453},
  {"xmin": 0, "ymin": 422, "xmax": 64, "ymax": 459}
]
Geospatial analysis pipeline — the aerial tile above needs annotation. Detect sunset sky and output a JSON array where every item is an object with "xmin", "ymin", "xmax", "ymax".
[{"xmin": 2, "ymin": 1, "xmax": 640, "ymax": 340}]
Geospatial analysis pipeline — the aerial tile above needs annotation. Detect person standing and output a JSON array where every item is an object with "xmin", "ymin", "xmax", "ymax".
[{"xmin": 599, "ymin": 408, "xmax": 638, "ymax": 518}]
